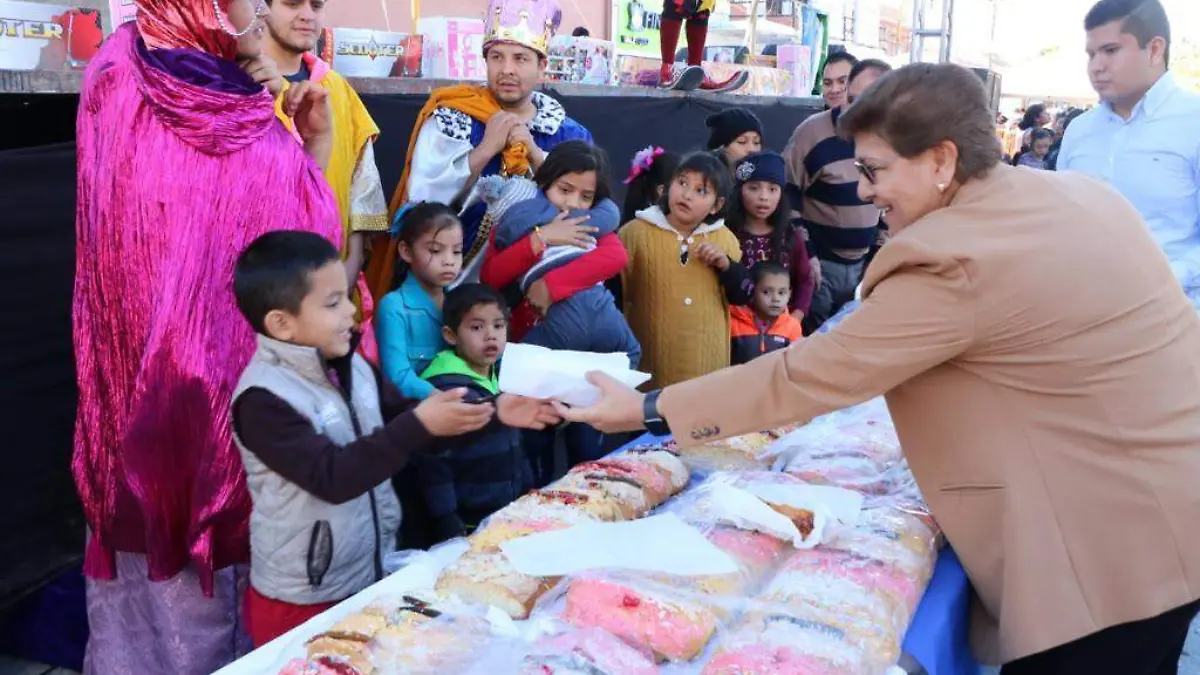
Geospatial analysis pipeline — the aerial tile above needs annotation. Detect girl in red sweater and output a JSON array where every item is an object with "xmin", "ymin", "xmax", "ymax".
[{"xmin": 479, "ymin": 141, "xmax": 638, "ymax": 484}]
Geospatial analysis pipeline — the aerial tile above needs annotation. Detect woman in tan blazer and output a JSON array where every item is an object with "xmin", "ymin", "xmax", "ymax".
[{"xmin": 558, "ymin": 62, "xmax": 1200, "ymax": 674}]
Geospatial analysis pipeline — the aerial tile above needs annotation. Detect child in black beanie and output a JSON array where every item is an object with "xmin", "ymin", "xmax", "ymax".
[{"xmin": 706, "ymin": 107, "xmax": 765, "ymax": 169}]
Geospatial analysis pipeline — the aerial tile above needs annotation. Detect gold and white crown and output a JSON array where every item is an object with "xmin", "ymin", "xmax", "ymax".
[{"xmin": 483, "ymin": 0, "xmax": 563, "ymax": 57}]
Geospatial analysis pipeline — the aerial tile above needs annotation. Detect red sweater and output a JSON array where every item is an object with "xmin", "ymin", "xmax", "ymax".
[{"xmin": 480, "ymin": 230, "xmax": 628, "ymax": 341}]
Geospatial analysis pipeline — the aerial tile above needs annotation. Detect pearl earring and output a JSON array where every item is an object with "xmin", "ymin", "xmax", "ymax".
[{"xmin": 936, "ymin": 183, "xmax": 947, "ymax": 193}]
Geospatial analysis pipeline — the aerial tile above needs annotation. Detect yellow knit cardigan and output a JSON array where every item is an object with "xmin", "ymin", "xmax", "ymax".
[{"xmin": 619, "ymin": 213, "xmax": 743, "ymax": 389}]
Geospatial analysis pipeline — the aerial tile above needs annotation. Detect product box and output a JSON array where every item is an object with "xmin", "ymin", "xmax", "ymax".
[
  {"xmin": 417, "ymin": 16, "xmax": 485, "ymax": 81},
  {"xmin": 545, "ymin": 36, "xmax": 615, "ymax": 85},
  {"xmin": 329, "ymin": 27, "xmax": 422, "ymax": 78},
  {"xmin": 107, "ymin": 0, "xmax": 135, "ymax": 30},
  {"xmin": 776, "ymin": 43, "xmax": 814, "ymax": 97},
  {"xmin": 0, "ymin": 0, "xmax": 103, "ymax": 70}
]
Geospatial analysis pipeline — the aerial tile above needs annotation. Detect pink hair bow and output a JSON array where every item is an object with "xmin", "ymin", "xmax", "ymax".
[{"xmin": 623, "ymin": 146, "xmax": 666, "ymax": 184}]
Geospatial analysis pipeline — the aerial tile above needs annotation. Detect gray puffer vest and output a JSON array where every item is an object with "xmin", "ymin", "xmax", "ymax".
[{"xmin": 232, "ymin": 335, "xmax": 401, "ymax": 604}]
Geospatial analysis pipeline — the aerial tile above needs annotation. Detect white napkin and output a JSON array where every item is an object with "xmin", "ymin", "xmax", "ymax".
[
  {"xmin": 499, "ymin": 343, "xmax": 651, "ymax": 407},
  {"xmin": 500, "ymin": 513, "xmax": 739, "ymax": 576}
]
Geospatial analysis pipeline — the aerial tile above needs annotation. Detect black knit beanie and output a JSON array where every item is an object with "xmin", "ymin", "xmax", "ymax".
[{"xmin": 706, "ymin": 107, "xmax": 764, "ymax": 150}]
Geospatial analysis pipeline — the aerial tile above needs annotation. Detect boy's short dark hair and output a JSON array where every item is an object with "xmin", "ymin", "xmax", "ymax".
[
  {"xmin": 1085, "ymin": 0, "xmax": 1171, "ymax": 67},
  {"xmin": 751, "ymin": 260, "xmax": 790, "ymax": 285},
  {"xmin": 443, "ymin": 283, "xmax": 509, "ymax": 332},
  {"xmin": 234, "ymin": 231, "xmax": 340, "ymax": 334}
]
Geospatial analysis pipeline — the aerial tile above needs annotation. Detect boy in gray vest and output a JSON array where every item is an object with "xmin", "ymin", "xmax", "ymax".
[{"xmin": 230, "ymin": 231, "xmax": 560, "ymax": 647}]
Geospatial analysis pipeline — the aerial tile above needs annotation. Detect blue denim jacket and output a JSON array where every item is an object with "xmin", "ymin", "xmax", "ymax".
[{"xmin": 376, "ymin": 275, "xmax": 445, "ymax": 399}]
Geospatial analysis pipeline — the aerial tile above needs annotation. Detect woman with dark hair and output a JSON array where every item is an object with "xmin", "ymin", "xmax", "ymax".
[
  {"xmin": 558, "ymin": 62, "xmax": 1200, "ymax": 674},
  {"xmin": 1014, "ymin": 102, "xmax": 1051, "ymax": 160}
]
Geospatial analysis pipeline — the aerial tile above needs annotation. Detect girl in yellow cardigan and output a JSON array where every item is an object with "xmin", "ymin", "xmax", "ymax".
[{"xmin": 619, "ymin": 152, "xmax": 753, "ymax": 388}]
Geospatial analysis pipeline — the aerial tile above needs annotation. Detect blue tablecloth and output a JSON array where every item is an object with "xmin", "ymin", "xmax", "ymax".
[{"xmin": 902, "ymin": 547, "xmax": 980, "ymax": 675}]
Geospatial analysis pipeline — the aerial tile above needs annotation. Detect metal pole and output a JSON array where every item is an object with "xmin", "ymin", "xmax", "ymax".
[
  {"xmin": 909, "ymin": 0, "xmax": 923, "ymax": 63},
  {"xmin": 940, "ymin": 0, "xmax": 954, "ymax": 63},
  {"xmin": 748, "ymin": 0, "xmax": 761, "ymax": 58}
]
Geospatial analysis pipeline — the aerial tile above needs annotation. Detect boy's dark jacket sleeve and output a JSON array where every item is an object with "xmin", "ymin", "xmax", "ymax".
[
  {"xmin": 496, "ymin": 196, "xmax": 623, "ymax": 250},
  {"xmin": 233, "ymin": 369, "xmax": 434, "ymax": 506},
  {"xmin": 417, "ymin": 371, "xmax": 491, "ymax": 541},
  {"xmin": 719, "ymin": 260, "xmax": 755, "ymax": 305}
]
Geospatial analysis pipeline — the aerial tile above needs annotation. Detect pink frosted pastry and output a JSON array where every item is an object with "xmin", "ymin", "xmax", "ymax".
[
  {"xmin": 563, "ymin": 576, "xmax": 717, "ymax": 661},
  {"xmin": 703, "ymin": 647, "xmax": 843, "ymax": 675},
  {"xmin": 708, "ymin": 526, "xmax": 787, "ymax": 572},
  {"xmin": 520, "ymin": 628, "xmax": 659, "ymax": 675},
  {"xmin": 782, "ymin": 549, "xmax": 922, "ymax": 618}
]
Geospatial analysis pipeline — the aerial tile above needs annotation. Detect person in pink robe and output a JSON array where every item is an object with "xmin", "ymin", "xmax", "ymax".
[{"xmin": 72, "ymin": 0, "xmax": 340, "ymax": 671}]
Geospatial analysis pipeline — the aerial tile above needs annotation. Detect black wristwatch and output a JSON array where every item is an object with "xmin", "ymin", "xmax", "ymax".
[{"xmin": 642, "ymin": 389, "xmax": 671, "ymax": 436}]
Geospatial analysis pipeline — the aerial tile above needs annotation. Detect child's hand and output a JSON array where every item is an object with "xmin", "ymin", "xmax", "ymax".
[
  {"xmin": 414, "ymin": 388, "xmax": 494, "ymax": 437},
  {"xmin": 692, "ymin": 242, "xmax": 730, "ymax": 271},
  {"xmin": 540, "ymin": 211, "xmax": 597, "ymax": 249},
  {"xmin": 497, "ymin": 394, "xmax": 562, "ymax": 430}
]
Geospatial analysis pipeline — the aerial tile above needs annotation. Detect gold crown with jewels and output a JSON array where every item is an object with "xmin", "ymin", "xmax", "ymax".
[{"xmin": 483, "ymin": 0, "xmax": 562, "ymax": 57}]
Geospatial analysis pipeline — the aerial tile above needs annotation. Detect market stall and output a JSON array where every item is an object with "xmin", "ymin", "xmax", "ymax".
[{"xmin": 214, "ymin": 380, "xmax": 978, "ymax": 674}]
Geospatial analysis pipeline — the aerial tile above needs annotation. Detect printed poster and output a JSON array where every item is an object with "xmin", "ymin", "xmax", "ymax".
[
  {"xmin": 330, "ymin": 28, "xmax": 422, "ymax": 78},
  {"xmin": 611, "ymin": 0, "xmax": 660, "ymax": 57},
  {"xmin": 0, "ymin": 0, "xmax": 103, "ymax": 70},
  {"xmin": 417, "ymin": 16, "xmax": 484, "ymax": 81}
]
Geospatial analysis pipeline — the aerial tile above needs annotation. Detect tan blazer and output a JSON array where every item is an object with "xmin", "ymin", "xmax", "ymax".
[{"xmin": 659, "ymin": 164, "xmax": 1200, "ymax": 664}]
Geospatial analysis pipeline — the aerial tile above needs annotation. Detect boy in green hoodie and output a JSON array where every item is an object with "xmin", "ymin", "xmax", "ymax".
[{"xmin": 419, "ymin": 284, "xmax": 533, "ymax": 542}]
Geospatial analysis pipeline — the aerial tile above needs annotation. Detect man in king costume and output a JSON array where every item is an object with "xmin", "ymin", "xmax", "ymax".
[
  {"xmin": 366, "ymin": 0, "xmax": 593, "ymax": 301},
  {"xmin": 264, "ymin": 0, "xmax": 388, "ymax": 289}
]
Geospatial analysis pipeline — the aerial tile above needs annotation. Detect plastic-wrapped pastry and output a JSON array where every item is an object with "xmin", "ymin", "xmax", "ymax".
[
  {"xmin": 517, "ymin": 627, "xmax": 659, "ymax": 675},
  {"xmin": 569, "ymin": 452, "xmax": 688, "ymax": 507},
  {"xmin": 562, "ymin": 574, "xmax": 718, "ymax": 662},
  {"xmin": 561, "ymin": 525, "xmax": 786, "ymax": 661},
  {"xmin": 702, "ymin": 613, "xmax": 875, "ymax": 675},
  {"xmin": 537, "ymin": 474, "xmax": 644, "ymax": 520},
  {"xmin": 364, "ymin": 605, "xmax": 497, "ymax": 675},
  {"xmin": 484, "ymin": 495, "xmax": 604, "ymax": 529},
  {"xmin": 435, "ymin": 552, "xmax": 555, "ymax": 619},
  {"xmin": 469, "ymin": 517, "xmax": 578, "ymax": 554},
  {"xmin": 612, "ymin": 446, "xmax": 691, "ymax": 491},
  {"xmin": 278, "ymin": 656, "xmax": 363, "ymax": 675},
  {"xmin": 303, "ymin": 593, "xmax": 468, "ymax": 674},
  {"xmin": 669, "ymin": 431, "xmax": 782, "ymax": 473}
]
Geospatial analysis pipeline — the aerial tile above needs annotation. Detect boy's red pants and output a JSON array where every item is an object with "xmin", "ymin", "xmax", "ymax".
[{"xmin": 244, "ymin": 585, "xmax": 343, "ymax": 647}]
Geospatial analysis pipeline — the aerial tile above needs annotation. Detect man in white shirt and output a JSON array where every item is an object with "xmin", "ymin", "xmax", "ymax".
[{"xmin": 1058, "ymin": 0, "xmax": 1200, "ymax": 308}]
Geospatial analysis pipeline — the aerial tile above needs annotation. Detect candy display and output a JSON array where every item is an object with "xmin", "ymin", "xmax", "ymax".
[{"xmin": 273, "ymin": 399, "xmax": 941, "ymax": 675}]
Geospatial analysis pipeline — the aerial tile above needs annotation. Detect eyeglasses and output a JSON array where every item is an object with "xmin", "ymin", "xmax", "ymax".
[{"xmin": 854, "ymin": 160, "xmax": 882, "ymax": 185}]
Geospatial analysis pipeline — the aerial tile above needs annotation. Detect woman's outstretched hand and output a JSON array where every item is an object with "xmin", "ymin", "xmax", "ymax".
[{"xmin": 552, "ymin": 372, "xmax": 647, "ymax": 434}]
